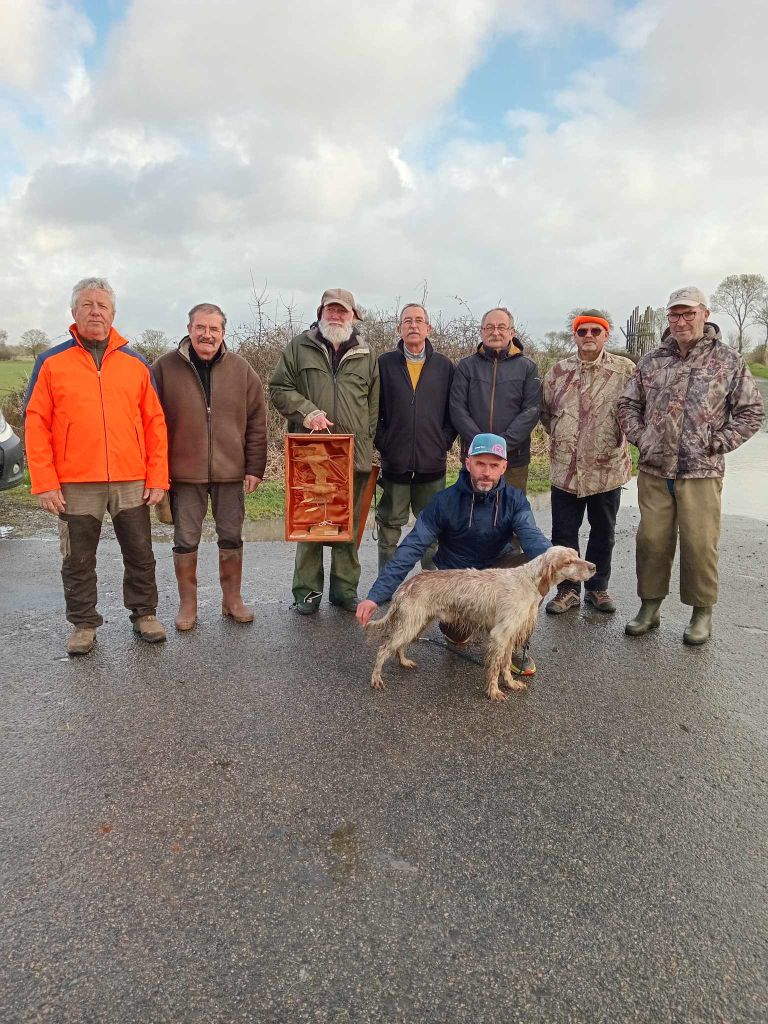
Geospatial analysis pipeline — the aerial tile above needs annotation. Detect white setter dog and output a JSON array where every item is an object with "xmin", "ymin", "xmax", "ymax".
[{"xmin": 365, "ymin": 546, "xmax": 595, "ymax": 702}]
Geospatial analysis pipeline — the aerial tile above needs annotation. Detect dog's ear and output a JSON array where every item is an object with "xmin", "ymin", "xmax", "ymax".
[{"xmin": 537, "ymin": 547, "xmax": 574, "ymax": 597}]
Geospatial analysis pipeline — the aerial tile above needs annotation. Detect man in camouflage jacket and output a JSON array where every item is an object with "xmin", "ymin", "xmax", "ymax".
[
  {"xmin": 617, "ymin": 286, "xmax": 764, "ymax": 645},
  {"xmin": 541, "ymin": 309, "xmax": 635, "ymax": 614}
]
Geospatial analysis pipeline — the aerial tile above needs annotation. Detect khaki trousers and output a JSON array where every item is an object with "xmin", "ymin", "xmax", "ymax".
[
  {"xmin": 636, "ymin": 471, "xmax": 723, "ymax": 607},
  {"xmin": 58, "ymin": 481, "xmax": 157, "ymax": 627}
]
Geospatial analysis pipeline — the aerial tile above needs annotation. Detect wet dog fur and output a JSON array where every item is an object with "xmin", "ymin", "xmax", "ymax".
[{"xmin": 365, "ymin": 546, "xmax": 595, "ymax": 702}]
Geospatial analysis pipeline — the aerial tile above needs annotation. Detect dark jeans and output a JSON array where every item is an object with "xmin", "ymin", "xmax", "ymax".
[{"xmin": 550, "ymin": 485, "xmax": 621, "ymax": 592}]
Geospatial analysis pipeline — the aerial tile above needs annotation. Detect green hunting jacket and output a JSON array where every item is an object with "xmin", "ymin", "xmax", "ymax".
[{"xmin": 269, "ymin": 324, "xmax": 380, "ymax": 472}]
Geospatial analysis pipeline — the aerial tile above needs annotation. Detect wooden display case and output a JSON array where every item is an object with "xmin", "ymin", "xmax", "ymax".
[{"xmin": 284, "ymin": 433, "xmax": 355, "ymax": 542}]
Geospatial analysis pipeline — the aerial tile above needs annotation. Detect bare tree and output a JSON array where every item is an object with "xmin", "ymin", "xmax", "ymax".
[
  {"xmin": 133, "ymin": 329, "xmax": 170, "ymax": 363},
  {"xmin": 20, "ymin": 328, "xmax": 49, "ymax": 359},
  {"xmin": 710, "ymin": 274, "xmax": 767, "ymax": 353},
  {"xmin": 751, "ymin": 302, "xmax": 768, "ymax": 360}
]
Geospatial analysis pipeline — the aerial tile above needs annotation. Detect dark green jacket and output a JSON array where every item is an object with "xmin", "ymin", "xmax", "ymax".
[{"xmin": 269, "ymin": 325, "xmax": 379, "ymax": 472}]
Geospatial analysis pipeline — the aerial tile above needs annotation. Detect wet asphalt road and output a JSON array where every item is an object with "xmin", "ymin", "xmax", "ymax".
[{"xmin": 1, "ymin": 504, "xmax": 767, "ymax": 1023}]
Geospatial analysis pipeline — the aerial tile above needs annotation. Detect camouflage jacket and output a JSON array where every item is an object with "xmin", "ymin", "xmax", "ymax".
[
  {"xmin": 541, "ymin": 349, "xmax": 635, "ymax": 497},
  {"xmin": 617, "ymin": 336, "xmax": 764, "ymax": 479}
]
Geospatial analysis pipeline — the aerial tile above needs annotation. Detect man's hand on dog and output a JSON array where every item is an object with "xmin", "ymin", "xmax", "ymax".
[{"xmin": 356, "ymin": 599, "xmax": 378, "ymax": 626}]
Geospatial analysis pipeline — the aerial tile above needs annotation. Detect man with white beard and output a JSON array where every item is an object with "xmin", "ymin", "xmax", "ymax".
[{"xmin": 270, "ymin": 289, "xmax": 379, "ymax": 614}]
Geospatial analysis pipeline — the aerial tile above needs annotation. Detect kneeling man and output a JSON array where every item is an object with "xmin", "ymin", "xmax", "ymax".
[{"xmin": 356, "ymin": 433, "xmax": 551, "ymax": 674}]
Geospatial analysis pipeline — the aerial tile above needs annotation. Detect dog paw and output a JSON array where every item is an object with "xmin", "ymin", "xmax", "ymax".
[
  {"xmin": 398, "ymin": 656, "xmax": 416, "ymax": 669},
  {"xmin": 502, "ymin": 677, "xmax": 528, "ymax": 691},
  {"xmin": 486, "ymin": 688, "xmax": 508, "ymax": 703},
  {"xmin": 370, "ymin": 677, "xmax": 386, "ymax": 690}
]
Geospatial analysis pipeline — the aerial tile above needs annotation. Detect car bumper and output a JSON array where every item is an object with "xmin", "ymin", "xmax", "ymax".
[{"xmin": 0, "ymin": 433, "xmax": 25, "ymax": 490}]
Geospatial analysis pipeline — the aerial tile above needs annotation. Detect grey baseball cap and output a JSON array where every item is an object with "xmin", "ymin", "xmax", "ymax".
[
  {"xmin": 666, "ymin": 286, "xmax": 709, "ymax": 310},
  {"xmin": 317, "ymin": 288, "xmax": 361, "ymax": 320}
]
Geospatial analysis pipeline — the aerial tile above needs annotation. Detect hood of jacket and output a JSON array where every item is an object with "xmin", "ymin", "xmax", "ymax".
[{"xmin": 475, "ymin": 339, "xmax": 524, "ymax": 360}]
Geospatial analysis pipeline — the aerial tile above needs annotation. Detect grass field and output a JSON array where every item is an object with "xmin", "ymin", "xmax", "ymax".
[
  {"xmin": 0, "ymin": 360, "xmax": 33, "ymax": 399},
  {"xmin": 748, "ymin": 362, "xmax": 768, "ymax": 380}
]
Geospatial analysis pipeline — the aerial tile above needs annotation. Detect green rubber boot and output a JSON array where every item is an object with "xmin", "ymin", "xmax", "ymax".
[
  {"xmin": 625, "ymin": 598, "xmax": 663, "ymax": 636},
  {"xmin": 683, "ymin": 606, "xmax": 712, "ymax": 646}
]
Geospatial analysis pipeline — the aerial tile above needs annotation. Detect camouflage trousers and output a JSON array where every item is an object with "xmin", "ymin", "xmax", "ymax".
[{"xmin": 636, "ymin": 472, "xmax": 723, "ymax": 607}]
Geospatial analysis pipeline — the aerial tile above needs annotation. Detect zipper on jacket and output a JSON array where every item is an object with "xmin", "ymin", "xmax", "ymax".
[
  {"xmin": 398, "ymin": 358, "xmax": 419, "ymax": 473},
  {"xmin": 185, "ymin": 356, "xmax": 214, "ymax": 482},
  {"xmin": 489, "ymin": 357, "xmax": 498, "ymax": 429},
  {"xmin": 96, "ymin": 368, "xmax": 111, "ymax": 481}
]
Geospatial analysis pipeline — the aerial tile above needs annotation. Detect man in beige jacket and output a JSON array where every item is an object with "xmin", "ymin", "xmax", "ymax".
[{"xmin": 541, "ymin": 309, "xmax": 635, "ymax": 613}]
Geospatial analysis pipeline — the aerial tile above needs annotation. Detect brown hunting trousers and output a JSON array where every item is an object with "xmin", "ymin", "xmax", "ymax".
[
  {"xmin": 636, "ymin": 471, "xmax": 723, "ymax": 607},
  {"xmin": 58, "ymin": 481, "xmax": 158, "ymax": 628}
]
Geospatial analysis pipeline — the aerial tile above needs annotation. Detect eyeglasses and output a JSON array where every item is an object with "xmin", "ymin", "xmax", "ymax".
[
  {"xmin": 576, "ymin": 327, "xmax": 605, "ymax": 338},
  {"xmin": 482, "ymin": 324, "xmax": 511, "ymax": 334},
  {"xmin": 400, "ymin": 318, "xmax": 427, "ymax": 327},
  {"xmin": 667, "ymin": 310, "xmax": 698, "ymax": 322}
]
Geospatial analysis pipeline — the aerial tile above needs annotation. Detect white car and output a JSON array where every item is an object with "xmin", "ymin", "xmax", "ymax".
[{"xmin": 0, "ymin": 410, "xmax": 24, "ymax": 490}]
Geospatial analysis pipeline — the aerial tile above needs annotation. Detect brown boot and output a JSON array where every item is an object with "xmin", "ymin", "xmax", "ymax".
[
  {"xmin": 173, "ymin": 551, "xmax": 198, "ymax": 631},
  {"xmin": 67, "ymin": 626, "xmax": 96, "ymax": 656},
  {"xmin": 132, "ymin": 614, "xmax": 167, "ymax": 643},
  {"xmin": 219, "ymin": 548, "xmax": 254, "ymax": 623}
]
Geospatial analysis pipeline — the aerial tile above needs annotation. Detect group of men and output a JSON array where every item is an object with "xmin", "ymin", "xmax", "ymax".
[{"xmin": 24, "ymin": 279, "xmax": 763, "ymax": 661}]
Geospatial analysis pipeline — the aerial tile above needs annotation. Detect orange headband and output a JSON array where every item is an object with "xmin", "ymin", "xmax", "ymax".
[{"xmin": 573, "ymin": 315, "xmax": 610, "ymax": 333}]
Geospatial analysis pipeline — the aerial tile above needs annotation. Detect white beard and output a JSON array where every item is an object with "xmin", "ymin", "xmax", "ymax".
[{"xmin": 320, "ymin": 319, "xmax": 354, "ymax": 347}]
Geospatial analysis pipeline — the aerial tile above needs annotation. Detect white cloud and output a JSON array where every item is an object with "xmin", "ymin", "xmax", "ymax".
[
  {"xmin": 0, "ymin": 0, "xmax": 766, "ymax": 347},
  {"xmin": 0, "ymin": 0, "xmax": 93, "ymax": 93}
]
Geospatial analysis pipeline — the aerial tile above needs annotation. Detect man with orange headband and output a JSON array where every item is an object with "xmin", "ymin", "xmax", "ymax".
[{"xmin": 540, "ymin": 309, "xmax": 635, "ymax": 613}]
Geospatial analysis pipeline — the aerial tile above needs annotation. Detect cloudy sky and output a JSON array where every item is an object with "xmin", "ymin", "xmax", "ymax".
[{"xmin": 1, "ymin": 0, "xmax": 766, "ymax": 347}]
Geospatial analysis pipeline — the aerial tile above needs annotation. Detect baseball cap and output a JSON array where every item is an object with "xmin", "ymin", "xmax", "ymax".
[
  {"xmin": 666, "ymin": 286, "xmax": 709, "ymax": 311},
  {"xmin": 316, "ymin": 288, "xmax": 361, "ymax": 320},
  {"xmin": 468, "ymin": 433, "xmax": 507, "ymax": 458}
]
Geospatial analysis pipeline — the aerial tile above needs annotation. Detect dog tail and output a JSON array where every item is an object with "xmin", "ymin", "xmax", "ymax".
[{"xmin": 364, "ymin": 606, "xmax": 393, "ymax": 630}]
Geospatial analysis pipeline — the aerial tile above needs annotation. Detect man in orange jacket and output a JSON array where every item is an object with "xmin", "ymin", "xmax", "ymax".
[{"xmin": 25, "ymin": 277, "xmax": 170, "ymax": 655}]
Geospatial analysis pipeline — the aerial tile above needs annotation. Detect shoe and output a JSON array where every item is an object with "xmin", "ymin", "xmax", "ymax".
[
  {"xmin": 67, "ymin": 626, "xmax": 96, "ymax": 656},
  {"xmin": 510, "ymin": 648, "xmax": 536, "ymax": 677},
  {"xmin": 292, "ymin": 591, "xmax": 322, "ymax": 615},
  {"xmin": 546, "ymin": 586, "xmax": 580, "ymax": 614},
  {"xmin": 584, "ymin": 590, "xmax": 616, "ymax": 613},
  {"xmin": 683, "ymin": 606, "xmax": 712, "ymax": 646},
  {"xmin": 173, "ymin": 551, "xmax": 198, "ymax": 631},
  {"xmin": 219, "ymin": 548, "xmax": 254, "ymax": 623},
  {"xmin": 133, "ymin": 615, "xmax": 167, "ymax": 643},
  {"xmin": 329, "ymin": 596, "xmax": 360, "ymax": 613},
  {"xmin": 625, "ymin": 599, "xmax": 663, "ymax": 636}
]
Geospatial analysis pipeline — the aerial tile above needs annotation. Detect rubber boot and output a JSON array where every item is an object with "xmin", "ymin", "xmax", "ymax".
[
  {"xmin": 683, "ymin": 606, "xmax": 712, "ymax": 646},
  {"xmin": 625, "ymin": 598, "xmax": 663, "ymax": 636},
  {"xmin": 173, "ymin": 551, "xmax": 198, "ymax": 631},
  {"xmin": 219, "ymin": 548, "xmax": 254, "ymax": 623}
]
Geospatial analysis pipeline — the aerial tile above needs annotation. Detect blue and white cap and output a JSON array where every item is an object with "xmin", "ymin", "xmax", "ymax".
[{"xmin": 467, "ymin": 433, "xmax": 507, "ymax": 458}]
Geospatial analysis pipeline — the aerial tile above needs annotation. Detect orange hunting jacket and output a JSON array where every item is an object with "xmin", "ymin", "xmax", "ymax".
[{"xmin": 24, "ymin": 325, "xmax": 169, "ymax": 494}]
